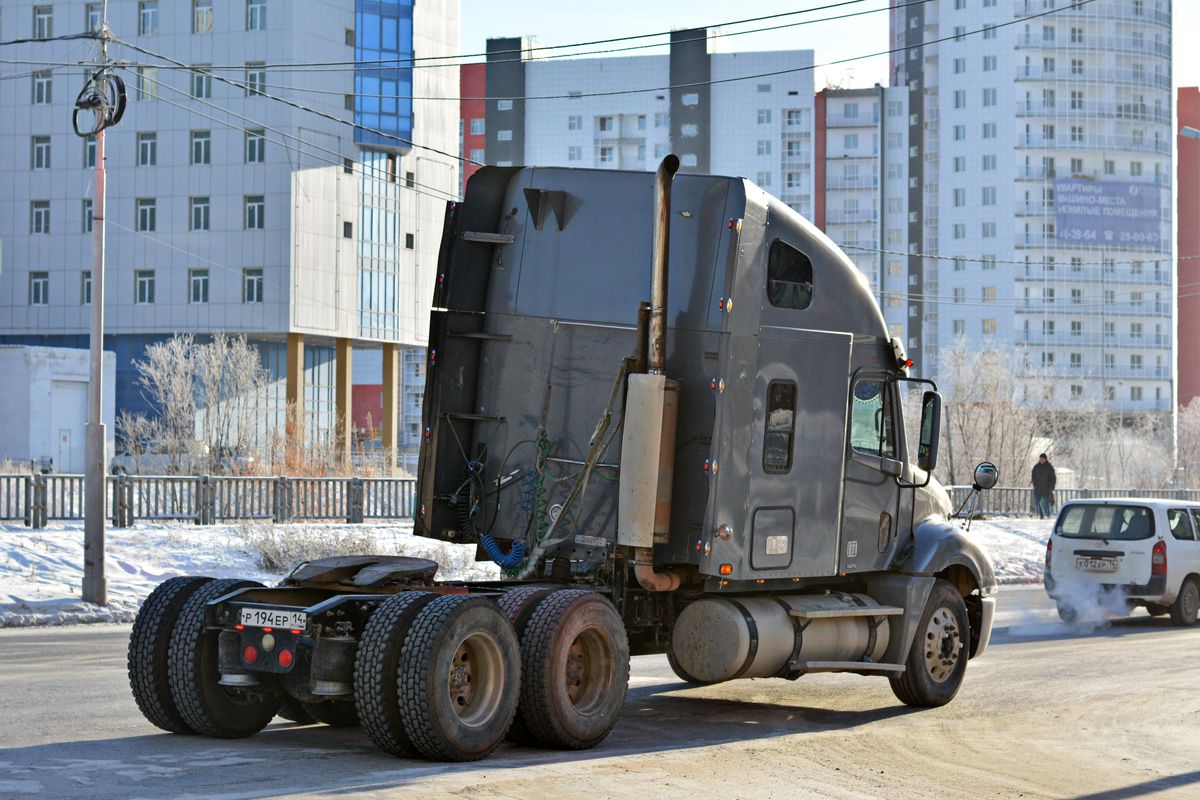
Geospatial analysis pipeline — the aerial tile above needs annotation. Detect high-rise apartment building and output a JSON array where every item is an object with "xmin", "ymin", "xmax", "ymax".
[
  {"xmin": 0, "ymin": 0, "xmax": 459, "ymax": 449},
  {"xmin": 467, "ymin": 29, "xmax": 820, "ymax": 218},
  {"xmin": 892, "ymin": 0, "xmax": 1173, "ymax": 409}
]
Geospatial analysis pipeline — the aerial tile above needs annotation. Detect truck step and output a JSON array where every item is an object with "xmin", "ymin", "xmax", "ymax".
[
  {"xmin": 788, "ymin": 606, "xmax": 903, "ymax": 620},
  {"xmin": 789, "ymin": 660, "xmax": 905, "ymax": 674}
]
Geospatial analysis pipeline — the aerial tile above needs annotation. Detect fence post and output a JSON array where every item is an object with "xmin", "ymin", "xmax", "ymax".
[
  {"xmin": 29, "ymin": 474, "xmax": 47, "ymax": 529},
  {"xmin": 198, "ymin": 475, "xmax": 216, "ymax": 525},
  {"xmin": 347, "ymin": 477, "xmax": 364, "ymax": 524},
  {"xmin": 273, "ymin": 476, "xmax": 293, "ymax": 523}
]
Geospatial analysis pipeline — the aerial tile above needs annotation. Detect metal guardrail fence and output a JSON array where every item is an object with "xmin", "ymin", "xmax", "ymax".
[
  {"xmin": 2, "ymin": 474, "xmax": 417, "ymax": 528},
  {"xmin": 948, "ymin": 486, "xmax": 1200, "ymax": 517}
]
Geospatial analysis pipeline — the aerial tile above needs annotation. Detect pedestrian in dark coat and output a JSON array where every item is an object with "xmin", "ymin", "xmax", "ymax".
[{"xmin": 1031, "ymin": 453, "xmax": 1056, "ymax": 519}]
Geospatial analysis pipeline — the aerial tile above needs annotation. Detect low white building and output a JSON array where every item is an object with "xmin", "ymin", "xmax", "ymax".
[{"xmin": 0, "ymin": 346, "xmax": 115, "ymax": 472}]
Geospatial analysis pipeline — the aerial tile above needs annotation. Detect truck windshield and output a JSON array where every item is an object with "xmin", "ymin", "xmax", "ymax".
[{"xmin": 1056, "ymin": 504, "xmax": 1155, "ymax": 540}]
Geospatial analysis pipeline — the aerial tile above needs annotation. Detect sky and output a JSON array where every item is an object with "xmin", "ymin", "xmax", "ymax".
[{"xmin": 461, "ymin": 1, "xmax": 1200, "ymax": 92}]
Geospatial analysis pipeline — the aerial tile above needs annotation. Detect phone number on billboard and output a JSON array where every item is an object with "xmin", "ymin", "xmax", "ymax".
[{"xmin": 1059, "ymin": 229, "xmax": 1160, "ymax": 244}]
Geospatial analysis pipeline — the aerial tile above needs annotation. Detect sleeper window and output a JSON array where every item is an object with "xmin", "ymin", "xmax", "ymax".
[
  {"xmin": 766, "ymin": 239, "xmax": 813, "ymax": 310},
  {"xmin": 763, "ymin": 381, "xmax": 796, "ymax": 474}
]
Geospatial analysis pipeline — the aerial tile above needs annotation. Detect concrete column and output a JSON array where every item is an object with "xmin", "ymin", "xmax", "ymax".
[
  {"xmin": 336, "ymin": 337, "xmax": 353, "ymax": 466},
  {"xmin": 286, "ymin": 333, "xmax": 305, "ymax": 445},
  {"xmin": 381, "ymin": 342, "xmax": 399, "ymax": 473}
]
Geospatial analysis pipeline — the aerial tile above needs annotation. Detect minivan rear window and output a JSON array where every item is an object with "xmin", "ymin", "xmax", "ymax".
[{"xmin": 1056, "ymin": 504, "xmax": 1155, "ymax": 540}]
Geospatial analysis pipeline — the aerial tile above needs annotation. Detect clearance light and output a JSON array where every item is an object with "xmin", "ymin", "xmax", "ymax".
[
  {"xmin": 243, "ymin": 645, "xmax": 258, "ymax": 663},
  {"xmin": 278, "ymin": 649, "xmax": 294, "ymax": 668},
  {"xmin": 904, "ymin": 359, "xmax": 914, "ymax": 368},
  {"xmin": 720, "ymin": 564, "xmax": 732, "ymax": 575},
  {"xmin": 235, "ymin": 624, "xmax": 244, "ymax": 630},
  {"xmin": 429, "ymin": 350, "xmax": 437, "ymax": 365},
  {"xmin": 717, "ymin": 524, "xmax": 733, "ymax": 540},
  {"xmin": 290, "ymin": 629, "xmax": 302, "ymax": 635}
]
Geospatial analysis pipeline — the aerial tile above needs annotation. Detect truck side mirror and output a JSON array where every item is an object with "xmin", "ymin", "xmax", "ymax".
[{"xmin": 917, "ymin": 390, "xmax": 942, "ymax": 472}]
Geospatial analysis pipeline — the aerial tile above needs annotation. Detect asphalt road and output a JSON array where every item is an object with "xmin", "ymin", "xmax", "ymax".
[{"xmin": 2, "ymin": 585, "xmax": 1198, "ymax": 800}]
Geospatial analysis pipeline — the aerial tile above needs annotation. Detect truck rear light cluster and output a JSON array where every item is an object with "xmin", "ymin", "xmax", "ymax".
[{"xmin": 1152, "ymin": 540, "xmax": 1167, "ymax": 576}]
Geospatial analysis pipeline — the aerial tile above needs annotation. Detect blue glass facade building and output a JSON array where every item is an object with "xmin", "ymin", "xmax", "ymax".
[{"xmin": 355, "ymin": 0, "xmax": 414, "ymax": 149}]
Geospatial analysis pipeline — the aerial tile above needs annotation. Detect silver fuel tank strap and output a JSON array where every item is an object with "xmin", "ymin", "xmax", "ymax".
[{"xmin": 724, "ymin": 598, "xmax": 760, "ymax": 680}]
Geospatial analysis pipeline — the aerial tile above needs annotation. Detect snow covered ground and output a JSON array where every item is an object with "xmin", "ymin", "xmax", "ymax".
[{"xmin": 0, "ymin": 516, "xmax": 1052, "ymax": 627}]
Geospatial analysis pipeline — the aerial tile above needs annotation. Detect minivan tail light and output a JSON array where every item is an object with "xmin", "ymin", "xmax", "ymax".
[
  {"xmin": 1151, "ymin": 540, "xmax": 1167, "ymax": 576},
  {"xmin": 1045, "ymin": 539, "xmax": 1053, "ymax": 574}
]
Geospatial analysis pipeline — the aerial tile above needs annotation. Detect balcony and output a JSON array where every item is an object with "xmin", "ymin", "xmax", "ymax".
[
  {"xmin": 1015, "ymin": 66, "xmax": 1171, "ymax": 91},
  {"xmin": 1015, "ymin": 131, "xmax": 1170, "ymax": 155},
  {"xmin": 824, "ymin": 174, "xmax": 878, "ymax": 191},
  {"xmin": 1014, "ymin": 100, "xmax": 1170, "ymax": 125},
  {"xmin": 1017, "ymin": 34, "xmax": 1170, "ymax": 59},
  {"xmin": 1015, "ymin": 0, "xmax": 1170, "ymax": 26},
  {"xmin": 825, "ymin": 208, "xmax": 878, "ymax": 225},
  {"xmin": 1019, "ymin": 332, "xmax": 1172, "ymax": 349},
  {"xmin": 825, "ymin": 112, "xmax": 880, "ymax": 128}
]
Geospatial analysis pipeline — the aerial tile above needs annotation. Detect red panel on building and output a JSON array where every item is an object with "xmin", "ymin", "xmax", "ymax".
[
  {"xmin": 353, "ymin": 385, "xmax": 383, "ymax": 436},
  {"xmin": 461, "ymin": 64, "xmax": 487, "ymax": 193},
  {"xmin": 813, "ymin": 90, "xmax": 827, "ymax": 229},
  {"xmin": 1179, "ymin": 88, "xmax": 1200, "ymax": 407}
]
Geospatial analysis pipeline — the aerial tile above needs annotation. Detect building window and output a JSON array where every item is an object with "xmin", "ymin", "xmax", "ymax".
[
  {"xmin": 567, "ymin": 146, "xmax": 582, "ymax": 162},
  {"xmin": 567, "ymin": 115, "xmax": 582, "ymax": 130},
  {"xmin": 83, "ymin": 134, "xmax": 96, "ymax": 168},
  {"xmin": 1043, "ymin": 353, "xmax": 1055, "ymax": 367},
  {"xmin": 405, "ymin": 233, "xmax": 415, "ymax": 249},
  {"xmin": 245, "ymin": 195, "xmax": 265, "ymax": 229},
  {"xmin": 982, "ymin": 88, "xmax": 997, "ymax": 107},
  {"xmin": 137, "ymin": 132, "xmax": 157, "ymax": 166},
  {"xmin": 982, "ymin": 123, "xmax": 996, "ymax": 139},
  {"xmin": 31, "ymin": 201, "xmax": 50, "ymax": 234},
  {"xmin": 982, "ymin": 287, "xmax": 997, "ymax": 303},
  {"xmin": 32, "ymin": 71, "xmax": 52, "ymax": 105},
  {"xmin": 139, "ymin": 1, "xmax": 158, "ymax": 35},
  {"xmin": 637, "ymin": 144, "xmax": 646, "ymax": 161},
  {"xmin": 953, "ymin": 320, "xmax": 965, "ymax": 335},
  {"xmin": 34, "ymin": 6, "xmax": 54, "ymax": 37},
  {"xmin": 243, "ymin": 268, "xmax": 263, "ymax": 303},
  {"xmin": 497, "ymin": 130, "xmax": 513, "ymax": 141},
  {"xmin": 953, "ymin": 257, "xmax": 965, "ymax": 272},
  {"xmin": 888, "ymin": 133, "xmax": 903, "ymax": 149},
  {"xmin": 493, "ymin": 99, "xmax": 512, "ymax": 111},
  {"xmin": 193, "ymin": 0, "xmax": 213, "ymax": 33},
  {"xmin": 599, "ymin": 146, "xmax": 614, "ymax": 163},
  {"xmin": 982, "ymin": 319, "xmax": 996, "ymax": 335},
  {"xmin": 468, "ymin": 148, "xmax": 484, "ymax": 163},
  {"xmin": 1104, "ymin": 159, "xmax": 1115, "ymax": 175},
  {"xmin": 29, "ymin": 272, "xmax": 50, "ymax": 306},
  {"xmin": 637, "ymin": 115, "xmax": 647, "ymax": 131},
  {"xmin": 31, "ymin": 136, "xmax": 51, "ymax": 170},
  {"xmin": 470, "ymin": 118, "xmax": 485, "ymax": 135},
  {"xmin": 136, "ymin": 66, "xmax": 159, "ymax": 100},
  {"xmin": 844, "ymin": 103, "xmax": 859, "ymax": 119},
  {"xmin": 981, "ymin": 220, "xmax": 996, "ymax": 237},
  {"xmin": 844, "ymin": 133, "xmax": 858, "ymax": 149},
  {"xmin": 953, "ymin": 288, "xmax": 965, "ymax": 304},
  {"xmin": 654, "ymin": 143, "xmax": 667, "ymax": 158},
  {"xmin": 954, "ymin": 90, "xmax": 966, "ymax": 109},
  {"xmin": 983, "ymin": 55, "xmax": 997, "ymax": 71},
  {"xmin": 954, "ymin": 26, "xmax": 966, "ymax": 41},
  {"xmin": 189, "ymin": 269, "xmax": 209, "ymax": 303},
  {"xmin": 982, "ymin": 187, "xmax": 996, "ymax": 206},
  {"xmin": 756, "ymin": 171, "xmax": 771, "ymax": 186},
  {"xmin": 954, "ymin": 58, "xmax": 966, "ymax": 74},
  {"xmin": 246, "ymin": 0, "xmax": 266, "ymax": 31},
  {"xmin": 757, "ymin": 140, "xmax": 771, "ymax": 156},
  {"xmin": 190, "ymin": 197, "xmax": 210, "ymax": 231},
  {"xmin": 1070, "ymin": 90, "xmax": 1083, "ymax": 110},
  {"xmin": 191, "ymin": 66, "xmax": 212, "ymax": 98},
  {"xmin": 681, "ymin": 93, "xmax": 699, "ymax": 106},
  {"xmin": 245, "ymin": 63, "xmax": 266, "ymax": 96},
  {"xmin": 82, "ymin": 198, "xmax": 93, "ymax": 233},
  {"xmin": 81, "ymin": 271, "xmax": 92, "ymax": 305},
  {"xmin": 187, "ymin": 130, "xmax": 210, "ymax": 165},
  {"xmin": 135, "ymin": 270, "xmax": 156, "ymax": 304},
  {"xmin": 982, "ymin": 155, "xmax": 996, "ymax": 171},
  {"xmin": 246, "ymin": 129, "xmax": 265, "ymax": 163},
  {"xmin": 1131, "ymin": 355, "xmax": 1143, "ymax": 370},
  {"xmin": 757, "ymin": 109, "xmax": 772, "ymax": 124},
  {"xmin": 137, "ymin": 198, "xmax": 156, "ymax": 232},
  {"xmin": 953, "ymin": 223, "xmax": 965, "ymax": 240},
  {"xmin": 598, "ymin": 117, "xmax": 613, "ymax": 132},
  {"xmin": 1130, "ymin": 161, "xmax": 1143, "ymax": 177},
  {"xmin": 786, "ymin": 172, "xmax": 804, "ymax": 189},
  {"xmin": 953, "ymin": 125, "xmax": 966, "ymax": 141},
  {"xmin": 953, "ymin": 188, "xmax": 966, "ymax": 207}
]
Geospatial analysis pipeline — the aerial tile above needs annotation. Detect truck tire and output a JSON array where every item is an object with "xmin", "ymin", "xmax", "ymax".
[
  {"xmin": 517, "ymin": 590, "xmax": 629, "ymax": 750},
  {"xmin": 498, "ymin": 586, "xmax": 559, "ymax": 745},
  {"xmin": 128, "ymin": 575, "xmax": 214, "ymax": 734},
  {"xmin": 667, "ymin": 649, "xmax": 716, "ymax": 686},
  {"xmin": 399, "ymin": 595, "xmax": 521, "ymax": 761},
  {"xmin": 277, "ymin": 696, "xmax": 315, "ymax": 724},
  {"xmin": 354, "ymin": 591, "xmax": 439, "ymax": 757},
  {"xmin": 168, "ymin": 579, "xmax": 282, "ymax": 738},
  {"xmin": 1170, "ymin": 578, "xmax": 1199, "ymax": 627},
  {"xmin": 303, "ymin": 699, "xmax": 359, "ymax": 727},
  {"xmin": 889, "ymin": 579, "xmax": 970, "ymax": 708}
]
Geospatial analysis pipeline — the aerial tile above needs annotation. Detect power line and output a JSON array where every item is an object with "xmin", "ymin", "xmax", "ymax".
[
  {"xmin": 109, "ymin": 37, "xmax": 474, "ymax": 165},
  {"xmin": 0, "ymin": 32, "xmax": 100, "ymax": 47}
]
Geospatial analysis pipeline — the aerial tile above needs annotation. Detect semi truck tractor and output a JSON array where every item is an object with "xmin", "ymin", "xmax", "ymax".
[{"xmin": 128, "ymin": 157, "xmax": 997, "ymax": 762}]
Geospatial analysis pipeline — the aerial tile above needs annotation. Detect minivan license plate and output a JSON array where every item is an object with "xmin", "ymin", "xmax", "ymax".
[
  {"xmin": 239, "ymin": 607, "xmax": 307, "ymax": 630},
  {"xmin": 1076, "ymin": 557, "xmax": 1118, "ymax": 572}
]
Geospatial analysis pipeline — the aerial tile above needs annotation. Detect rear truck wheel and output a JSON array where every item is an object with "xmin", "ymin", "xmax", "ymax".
[
  {"xmin": 497, "ymin": 586, "xmax": 559, "ymax": 745},
  {"xmin": 277, "ymin": 696, "xmax": 316, "ymax": 724},
  {"xmin": 889, "ymin": 579, "xmax": 970, "ymax": 708},
  {"xmin": 516, "ymin": 590, "xmax": 630, "ymax": 750},
  {"xmin": 167, "ymin": 579, "xmax": 282, "ymax": 738},
  {"xmin": 354, "ymin": 591, "xmax": 439, "ymax": 757},
  {"xmin": 1146, "ymin": 603, "xmax": 1170, "ymax": 617},
  {"xmin": 667, "ymin": 648, "xmax": 717, "ymax": 686},
  {"xmin": 303, "ymin": 699, "xmax": 359, "ymax": 727},
  {"xmin": 128, "ymin": 575, "xmax": 215, "ymax": 733},
  {"xmin": 1170, "ymin": 578, "xmax": 1200, "ymax": 627},
  {"xmin": 399, "ymin": 595, "xmax": 521, "ymax": 761}
]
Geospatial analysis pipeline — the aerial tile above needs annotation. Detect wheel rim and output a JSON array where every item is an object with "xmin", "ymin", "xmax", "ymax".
[
  {"xmin": 1184, "ymin": 585, "xmax": 1199, "ymax": 622},
  {"xmin": 563, "ymin": 626, "xmax": 615, "ymax": 717},
  {"xmin": 446, "ymin": 632, "xmax": 506, "ymax": 728},
  {"xmin": 922, "ymin": 606, "xmax": 962, "ymax": 683}
]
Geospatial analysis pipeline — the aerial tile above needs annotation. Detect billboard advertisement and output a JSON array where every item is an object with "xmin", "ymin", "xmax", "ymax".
[{"xmin": 1054, "ymin": 179, "xmax": 1162, "ymax": 247}]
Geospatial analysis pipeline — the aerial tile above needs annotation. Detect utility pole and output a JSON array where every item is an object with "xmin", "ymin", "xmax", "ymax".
[{"xmin": 78, "ymin": 1, "xmax": 122, "ymax": 606}]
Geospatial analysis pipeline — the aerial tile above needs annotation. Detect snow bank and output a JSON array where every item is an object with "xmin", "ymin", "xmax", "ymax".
[{"xmin": 1, "ymin": 516, "xmax": 1051, "ymax": 627}]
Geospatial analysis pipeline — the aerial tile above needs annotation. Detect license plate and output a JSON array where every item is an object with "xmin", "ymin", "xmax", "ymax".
[
  {"xmin": 238, "ymin": 607, "xmax": 307, "ymax": 630},
  {"xmin": 1076, "ymin": 557, "xmax": 1118, "ymax": 573}
]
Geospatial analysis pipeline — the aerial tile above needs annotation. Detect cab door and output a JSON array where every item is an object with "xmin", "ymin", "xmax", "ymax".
[{"xmin": 839, "ymin": 373, "xmax": 902, "ymax": 574}]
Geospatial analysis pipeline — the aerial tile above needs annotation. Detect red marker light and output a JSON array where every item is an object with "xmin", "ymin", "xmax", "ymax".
[
  {"xmin": 262, "ymin": 627, "xmax": 272, "ymax": 633},
  {"xmin": 905, "ymin": 359, "xmax": 914, "ymax": 368},
  {"xmin": 235, "ymin": 624, "xmax": 244, "ymax": 630},
  {"xmin": 278, "ymin": 649, "xmax": 294, "ymax": 668},
  {"xmin": 290, "ymin": 629, "xmax": 302, "ymax": 635}
]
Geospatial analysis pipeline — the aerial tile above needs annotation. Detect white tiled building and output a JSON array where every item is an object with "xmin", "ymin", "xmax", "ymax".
[{"xmin": 0, "ymin": 0, "xmax": 458, "ymax": 447}]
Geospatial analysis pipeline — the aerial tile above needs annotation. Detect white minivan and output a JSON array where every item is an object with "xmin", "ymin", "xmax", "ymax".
[{"xmin": 1044, "ymin": 499, "xmax": 1200, "ymax": 626}]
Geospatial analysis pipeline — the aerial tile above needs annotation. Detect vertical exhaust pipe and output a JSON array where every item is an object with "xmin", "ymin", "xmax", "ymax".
[{"xmin": 648, "ymin": 154, "xmax": 680, "ymax": 375}]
